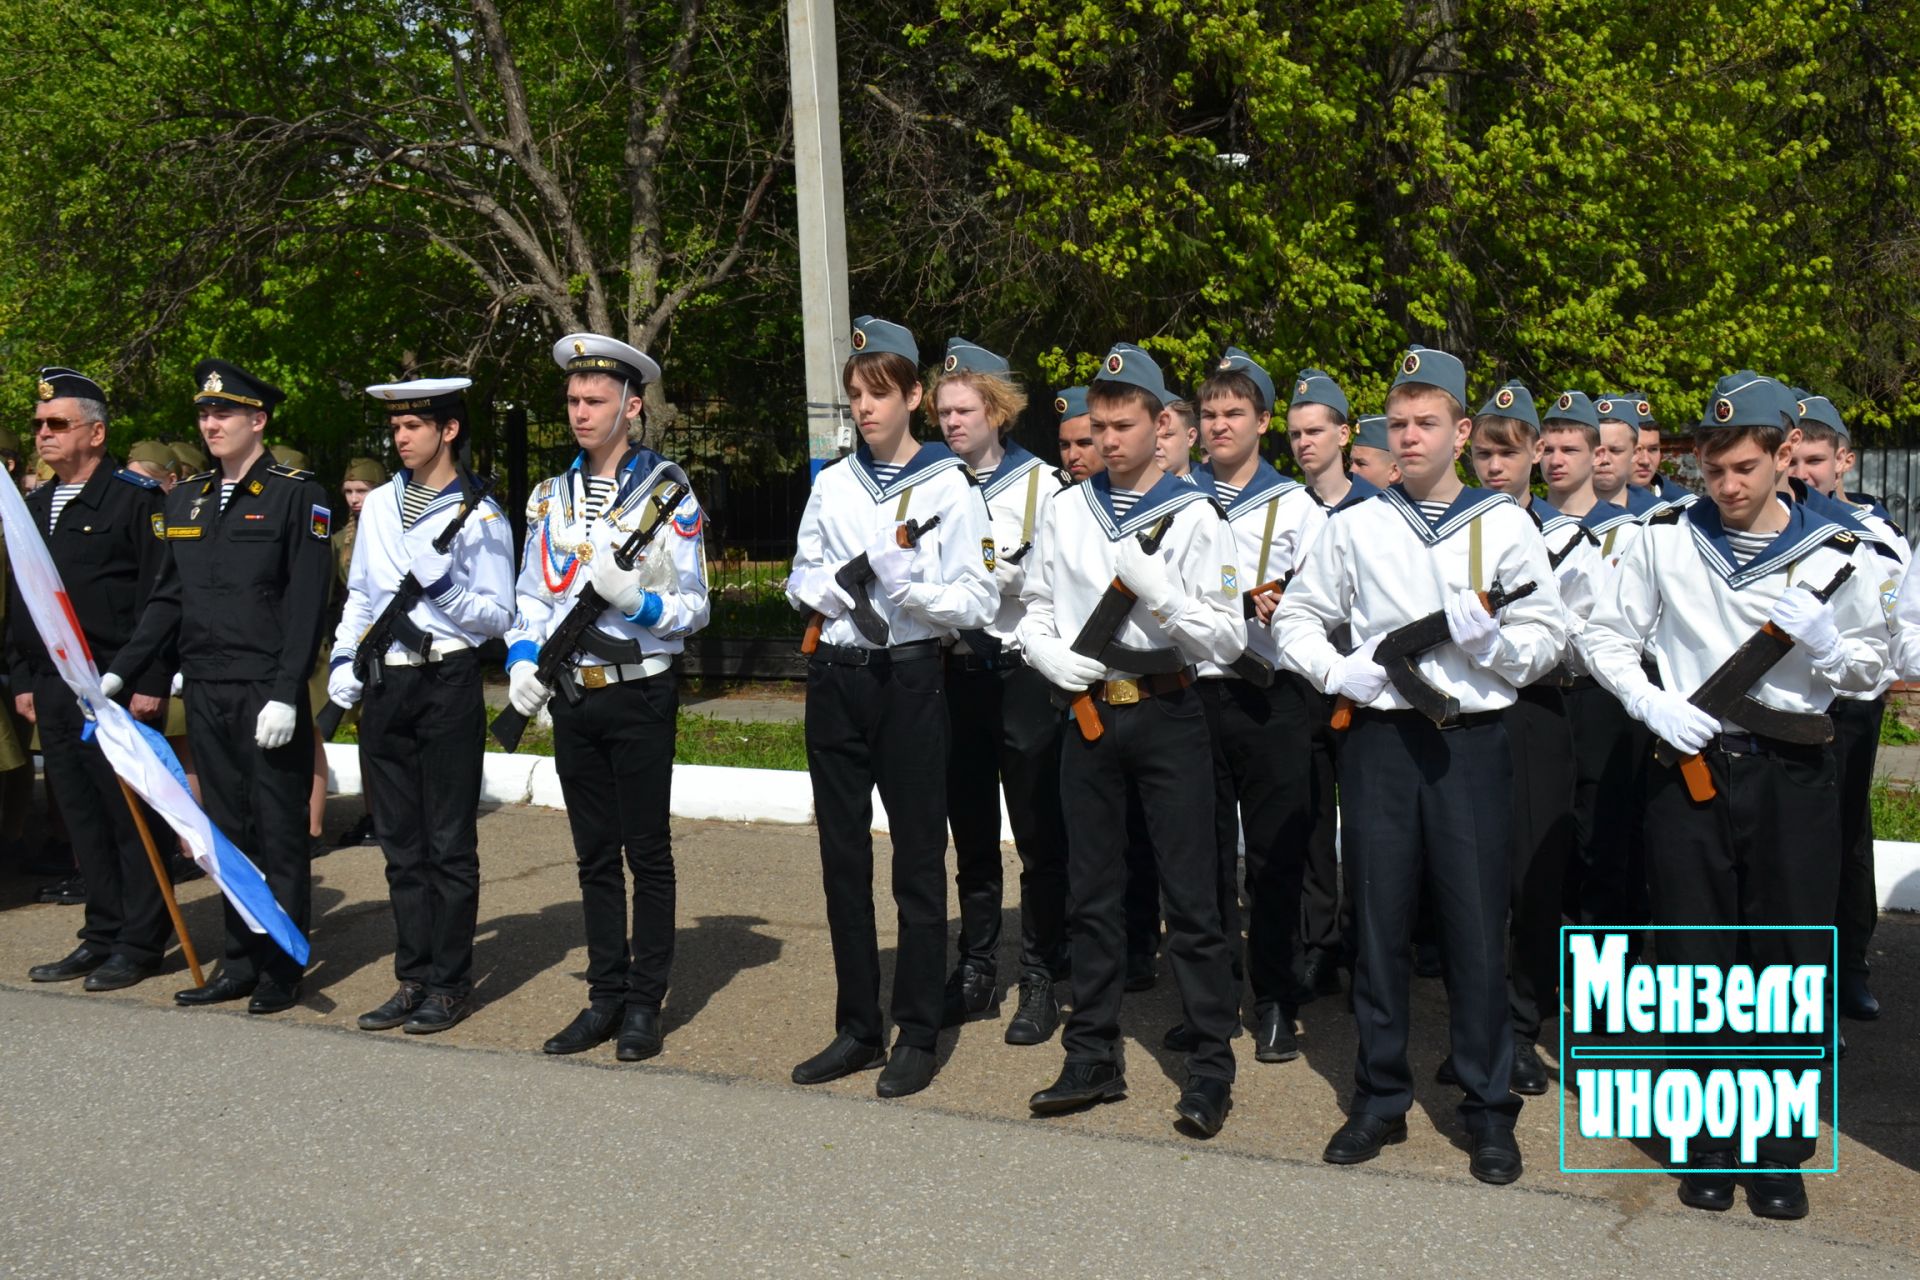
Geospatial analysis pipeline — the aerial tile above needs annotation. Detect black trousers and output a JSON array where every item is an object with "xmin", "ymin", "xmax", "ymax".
[
  {"xmin": 187, "ymin": 680, "xmax": 312, "ymax": 985},
  {"xmin": 805, "ymin": 653, "xmax": 949, "ymax": 1051},
  {"xmin": 1122, "ymin": 790, "xmax": 1160, "ymax": 964},
  {"xmin": 945, "ymin": 658, "xmax": 1069, "ymax": 979},
  {"xmin": 1504, "ymin": 686, "xmax": 1576, "ymax": 1042},
  {"xmin": 1830, "ymin": 696, "xmax": 1883, "ymax": 978},
  {"xmin": 550, "ymin": 673, "xmax": 678, "ymax": 1012},
  {"xmin": 1341, "ymin": 712, "xmax": 1520, "ymax": 1130},
  {"xmin": 1060, "ymin": 685, "xmax": 1237, "ymax": 1082},
  {"xmin": 1643, "ymin": 741, "xmax": 1838, "ymax": 1166},
  {"xmin": 1295, "ymin": 676, "xmax": 1353, "ymax": 965},
  {"xmin": 32, "ymin": 673, "xmax": 170, "ymax": 965},
  {"xmin": 1564, "ymin": 683, "xmax": 1650, "ymax": 930},
  {"xmin": 1198, "ymin": 675, "xmax": 1313, "ymax": 1014},
  {"xmin": 358, "ymin": 655, "xmax": 485, "ymax": 996}
]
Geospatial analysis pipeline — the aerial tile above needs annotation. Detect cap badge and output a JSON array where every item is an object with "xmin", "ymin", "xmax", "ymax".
[
  {"xmin": 1797, "ymin": 400, "xmax": 1808, "ymax": 416},
  {"xmin": 942, "ymin": 354, "xmax": 959, "ymax": 372},
  {"xmin": 35, "ymin": 379, "xmax": 54, "ymax": 401},
  {"xmin": 572, "ymin": 340, "xmax": 585, "ymax": 356},
  {"xmin": 1105, "ymin": 353, "xmax": 1124, "ymax": 374},
  {"xmin": 1054, "ymin": 396, "xmax": 1068, "ymax": 414},
  {"xmin": 203, "ymin": 371, "xmax": 224, "ymax": 394},
  {"xmin": 1596, "ymin": 399, "xmax": 1614, "ymax": 414},
  {"xmin": 1556, "ymin": 393, "xmax": 1574, "ymax": 411},
  {"xmin": 1495, "ymin": 388, "xmax": 1515, "ymax": 410},
  {"xmin": 1636, "ymin": 400, "xmax": 1651, "ymax": 416},
  {"xmin": 850, "ymin": 328, "xmax": 868, "ymax": 351},
  {"xmin": 1713, "ymin": 398, "xmax": 1735, "ymax": 423},
  {"xmin": 1401, "ymin": 352, "xmax": 1421, "ymax": 375},
  {"xmin": 1296, "ymin": 378, "xmax": 1310, "ymax": 394}
]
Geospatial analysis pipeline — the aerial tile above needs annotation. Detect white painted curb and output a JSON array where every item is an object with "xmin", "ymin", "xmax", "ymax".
[{"xmin": 325, "ymin": 744, "xmax": 1916, "ymax": 911}]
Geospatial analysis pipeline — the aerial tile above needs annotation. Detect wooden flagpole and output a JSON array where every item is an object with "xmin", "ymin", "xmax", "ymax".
[{"xmin": 117, "ymin": 778, "xmax": 203, "ymax": 988}]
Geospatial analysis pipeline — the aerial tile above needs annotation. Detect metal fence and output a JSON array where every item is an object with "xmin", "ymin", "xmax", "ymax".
[{"xmin": 1848, "ymin": 445, "xmax": 1920, "ymax": 539}]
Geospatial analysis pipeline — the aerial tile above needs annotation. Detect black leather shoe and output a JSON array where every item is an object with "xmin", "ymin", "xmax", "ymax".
[
  {"xmin": 1511, "ymin": 1038, "xmax": 1550, "ymax": 1096},
  {"xmin": 1124, "ymin": 951, "xmax": 1157, "ymax": 992},
  {"xmin": 1435, "ymin": 1055, "xmax": 1460, "ymax": 1087},
  {"xmin": 37, "ymin": 873, "xmax": 88, "ymax": 905},
  {"xmin": 83, "ymin": 954, "xmax": 161, "ymax": 992},
  {"xmin": 405, "ymin": 992, "xmax": 473, "ymax": 1035},
  {"xmin": 1174, "ymin": 1076, "xmax": 1232, "ymax": 1137},
  {"xmin": 791, "ymin": 1032, "xmax": 886, "ymax": 1084},
  {"xmin": 336, "ymin": 813, "xmax": 377, "ymax": 847},
  {"xmin": 1468, "ymin": 1127, "xmax": 1523, "ymax": 1185},
  {"xmin": 1747, "ymin": 1165, "xmax": 1809, "ymax": 1220},
  {"xmin": 543, "ymin": 1005, "xmax": 620, "ymax": 1055},
  {"xmin": 1839, "ymin": 971, "xmax": 1879, "ymax": 1021},
  {"xmin": 175, "ymin": 973, "xmax": 257, "ymax": 1006},
  {"xmin": 358, "ymin": 982, "xmax": 426, "ymax": 1030},
  {"xmin": 28, "ymin": 944, "xmax": 110, "ymax": 983},
  {"xmin": 248, "ymin": 978, "xmax": 302, "ymax": 1015},
  {"xmin": 1300, "ymin": 950, "xmax": 1342, "ymax": 1000},
  {"xmin": 1254, "ymin": 1006, "xmax": 1299, "ymax": 1063},
  {"xmin": 1004, "ymin": 972, "xmax": 1061, "ymax": 1046},
  {"xmin": 1677, "ymin": 1151, "xmax": 1736, "ymax": 1212},
  {"xmin": 1162, "ymin": 1022, "xmax": 1197, "ymax": 1053},
  {"xmin": 941, "ymin": 963, "xmax": 1000, "ymax": 1027},
  {"xmin": 614, "ymin": 1008, "xmax": 663, "ymax": 1060},
  {"xmin": 876, "ymin": 1044, "xmax": 937, "ymax": 1098},
  {"xmin": 1029, "ymin": 1060, "xmax": 1127, "ymax": 1114},
  {"xmin": 1322, "ymin": 1113, "xmax": 1408, "ymax": 1165}
]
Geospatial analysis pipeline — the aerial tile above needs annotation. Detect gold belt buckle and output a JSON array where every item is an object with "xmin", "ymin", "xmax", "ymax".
[
  {"xmin": 1105, "ymin": 678, "xmax": 1140, "ymax": 705},
  {"xmin": 581, "ymin": 666, "xmax": 609, "ymax": 689}
]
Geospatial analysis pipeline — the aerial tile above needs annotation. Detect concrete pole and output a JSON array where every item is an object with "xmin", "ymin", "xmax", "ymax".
[{"xmin": 787, "ymin": 0, "xmax": 852, "ymax": 479}]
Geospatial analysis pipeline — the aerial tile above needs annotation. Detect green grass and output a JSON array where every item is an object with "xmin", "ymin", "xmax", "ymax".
[
  {"xmin": 331, "ymin": 707, "xmax": 807, "ymax": 771},
  {"xmin": 1870, "ymin": 782, "xmax": 1920, "ymax": 842},
  {"xmin": 1880, "ymin": 712, "xmax": 1918, "ymax": 746}
]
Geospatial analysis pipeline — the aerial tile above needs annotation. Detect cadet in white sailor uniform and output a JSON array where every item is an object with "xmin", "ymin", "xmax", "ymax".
[
  {"xmin": 504, "ymin": 334, "xmax": 710, "ymax": 1062},
  {"xmin": 1582, "ymin": 371, "xmax": 1890, "ymax": 1221},
  {"xmin": 785, "ymin": 317, "xmax": 996, "ymax": 1099},
  {"xmin": 931, "ymin": 336, "xmax": 1075, "ymax": 1045},
  {"xmin": 326, "ymin": 378, "xmax": 514, "ymax": 1034},
  {"xmin": 1181, "ymin": 349, "xmax": 1322, "ymax": 1064},
  {"xmin": 1021, "ymin": 343, "xmax": 1246, "ymax": 1138},
  {"xmin": 1275, "ymin": 346, "xmax": 1565, "ymax": 1184}
]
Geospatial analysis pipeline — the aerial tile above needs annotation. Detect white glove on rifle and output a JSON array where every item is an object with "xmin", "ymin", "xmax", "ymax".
[
  {"xmin": 591, "ymin": 551, "xmax": 647, "ymax": 615},
  {"xmin": 254, "ymin": 700, "xmax": 297, "ymax": 750},
  {"xmin": 1025, "ymin": 634, "xmax": 1108, "ymax": 694},
  {"xmin": 787, "ymin": 565, "xmax": 856, "ymax": 618},
  {"xmin": 409, "ymin": 546, "xmax": 453, "ymax": 591},
  {"xmin": 1115, "ymin": 535, "xmax": 1181, "ymax": 621},
  {"xmin": 637, "ymin": 547, "xmax": 677, "ymax": 593},
  {"xmin": 1326, "ymin": 634, "xmax": 1390, "ymax": 704},
  {"xmin": 327, "ymin": 662, "xmax": 364, "ymax": 709},
  {"xmin": 994, "ymin": 551, "xmax": 1025, "ymax": 597},
  {"xmin": 1769, "ymin": 585, "xmax": 1843, "ymax": 665},
  {"xmin": 1444, "ymin": 588, "xmax": 1502, "ymax": 666},
  {"xmin": 99, "ymin": 673, "xmax": 124, "ymax": 700},
  {"xmin": 1631, "ymin": 687, "xmax": 1719, "ymax": 753},
  {"xmin": 868, "ymin": 525, "xmax": 917, "ymax": 604},
  {"xmin": 508, "ymin": 661, "xmax": 552, "ymax": 717}
]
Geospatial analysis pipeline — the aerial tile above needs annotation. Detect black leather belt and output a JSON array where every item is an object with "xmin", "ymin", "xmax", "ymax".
[
  {"xmin": 1712, "ymin": 732, "xmax": 1822, "ymax": 758},
  {"xmin": 1353, "ymin": 707, "xmax": 1504, "ymax": 731},
  {"xmin": 812, "ymin": 640, "xmax": 943, "ymax": 667},
  {"xmin": 946, "ymin": 648, "xmax": 1025, "ymax": 673}
]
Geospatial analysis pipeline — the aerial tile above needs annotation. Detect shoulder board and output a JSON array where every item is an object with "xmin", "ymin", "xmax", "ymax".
[
  {"xmin": 185, "ymin": 469, "xmax": 215, "ymax": 484},
  {"xmin": 1327, "ymin": 488, "xmax": 1382, "ymax": 519},
  {"xmin": 112, "ymin": 467, "xmax": 160, "ymax": 490},
  {"xmin": 1052, "ymin": 468, "xmax": 1073, "ymax": 489},
  {"xmin": 1646, "ymin": 507, "xmax": 1684, "ymax": 525},
  {"xmin": 268, "ymin": 463, "xmax": 315, "ymax": 482}
]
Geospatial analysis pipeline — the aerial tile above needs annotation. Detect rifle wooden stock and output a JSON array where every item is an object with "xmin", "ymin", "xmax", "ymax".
[
  {"xmin": 800, "ymin": 613, "xmax": 824, "ymax": 654},
  {"xmin": 798, "ymin": 519, "xmax": 932, "ymax": 656},
  {"xmin": 1678, "ymin": 753, "xmax": 1716, "ymax": 803}
]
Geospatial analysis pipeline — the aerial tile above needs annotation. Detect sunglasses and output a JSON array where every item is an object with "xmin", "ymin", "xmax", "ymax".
[{"xmin": 33, "ymin": 416, "xmax": 96, "ymax": 434}]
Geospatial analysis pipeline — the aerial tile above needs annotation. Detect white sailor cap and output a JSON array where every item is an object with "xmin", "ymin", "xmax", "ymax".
[
  {"xmin": 364, "ymin": 377, "xmax": 473, "ymax": 415},
  {"xmin": 553, "ymin": 333, "xmax": 661, "ymax": 386}
]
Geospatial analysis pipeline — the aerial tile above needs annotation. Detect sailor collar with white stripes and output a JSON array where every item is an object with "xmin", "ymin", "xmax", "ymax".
[
  {"xmin": 1379, "ymin": 483, "xmax": 1516, "ymax": 545},
  {"xmin": 847, "ymin": 439, "xmax": 967, "ymax": 502},
  {"xmin": 1083, "ymin": 468, "xmax": 1214, "ymax": 540},
  {"xmin": 1579, "ymin": 497, "xmax": 1643, "ymax": 535},
  {"xmin": 394, "ymin": 471, "xmax": 464, "ymax": 524},
  {"xmin": 1525, "ymin": 495, "xmax": 1583, "ymax": 538},
  {"xmin": 1192, "ymin": 459, "xmax": 1301, "ymax": 517},
  {"xmin": 1682, "ymin": 496, "xmax": 1850, "ymax": 589},
  {"xmin": 976, "ymin": 439, "xmax": 1047, "ymax": 501},
  {"xmin": 1312, "ymin": 473, "xmax": 1381, "ymax": 514},
  {"xmin": 555, "ymin": 445, "xmax": 680, "ymax": 525}
]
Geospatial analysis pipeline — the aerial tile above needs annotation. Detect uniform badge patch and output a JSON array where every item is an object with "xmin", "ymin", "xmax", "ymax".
[
  {"xmin": 1222, "ymin": 565, "xmax": 1238, "ymax": 593},
  {"xmin": 1880, "ymin": 578, "xmax": 1899, "ymax": 629},
  {"xmin": 982, "ymin": 538, "xmax": 996, "ymax": 572},
  {"xmin": 248, "ymin": 480, "xmax": 264, "ymax": 495},
  {"xmin": 149, "ymin": 513, "xmax": 166, "ymax": 540},
  {"xmin": 309, "ymin": 504, "xmax": 332, "ymax": 540},
  {"xmin": 165, "ymin": 526, "xmax": 203, "ymax": 540}
]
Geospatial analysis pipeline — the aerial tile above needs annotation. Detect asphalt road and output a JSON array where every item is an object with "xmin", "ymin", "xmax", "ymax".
[{"xmin": 1, "ymin": 987, "xmax": 1909, "ymax": 1280}]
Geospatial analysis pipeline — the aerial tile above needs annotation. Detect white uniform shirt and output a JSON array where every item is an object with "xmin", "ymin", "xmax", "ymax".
[
  {"xmin": 787, "ymin": 440, "xmax": 996, "ymax": 647},
  {"xmin": 1792, "ymin": 483, "xmax": 1908, "ymax": 699},
  {"xmin": 1017, "ymin": 470, "xmax": 1247, "ymax": 674},
  {"xmin": 331, "ymin": 474, "xmax": 516, "ymax": 663},
  {"xmin": 1274, "ymin": 485, "xmax": 1567, "ymax": 714},
  {"xmin": 1581, "ymin": 498, "xmax": 1891, "ymax": 728},
  {"xmin": 970, "ymin": 440, "xmax": 1070, "ymax": 652},
  {"xmin": 1190, "ymin": 460, "xmax": 1321, "ymax": 677},
  {"xmin": 504, "ymin": 448, "xmax": 711, "ymax": 672},
  {"xmin": 1529, "ymin": 497, "xmax": 1604, "ymax": 675}
]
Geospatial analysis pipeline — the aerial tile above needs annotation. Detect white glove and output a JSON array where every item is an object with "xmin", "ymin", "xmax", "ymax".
[
  {"xmin": 1444, "ymin": 589, "xmax": 1502, "ymax": 666},
  {"xmin": 590, "ymin": 551, "xmax": 647, "ymax": 615},
  {"xmin": 254, "ymin": 700, "xmax": 297, "ymax": 750},
  {"xmin": 327, "ymin": 662, "xmax": 364, "ymax": 709},
  {"xmin": 1769, "ymin": 585, "xmax": 1842, "ymax": 665},
  {"xmin": 508, "ymin": 662, "xmax": 552, "ymax": 717},
  {"xmin": 1633, "ymin": 687, "xmax": 1719, "ymax": 753},
  {"xmin": 410, "ymin": 546, "xmax": 453, "ymax": 590},
  {"xmin": 788, "ymin": 565, "xmax": 854, "ymax": 617},
  {"xmin": 868, "ymin": 527, "xmax": 917, "ymax": 603},
  {"xmin": 99, "ymin": 673, "xmax": 124, "ymax": 699},
  {"xmin": 636, "ymin": 548, "xmax": 677, "ymax": 593},
  {"xmin": 170, "ymin": 671, "xmax": 184, "ymax": 696},
  {"xmin": 1025, "ymin": 635, "xmax": 1108, "ymax": 693},
  {"xmin": 1115, "ymin": 535, "xmax": 1181, "ymax": 620},
  {"xmin": 1326, "ymin": 634, "xmax": 1391, "ymax": 704},
  {"xmin": 994, "ymin": 551, "xmax": 1025, "ymax": 597}
]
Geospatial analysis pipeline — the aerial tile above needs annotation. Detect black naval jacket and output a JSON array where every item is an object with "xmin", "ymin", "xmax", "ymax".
[
  {"xmin": 111, "ymin": 452, "xmax": 332, "ymax": 706},
  {"xmin": 5, "ymin": 457, "xmax": 173, "ymax": 699}
]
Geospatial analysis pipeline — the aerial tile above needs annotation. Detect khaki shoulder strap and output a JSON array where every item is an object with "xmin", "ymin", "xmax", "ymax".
[
  {"xmin": 1255, "ymin": 495, "xmax": 1283, "ymax": 585},
  {"xmin": 1468, "ymin": 514, "xmax": 1485, "ymax": 592},
  {"xmin": 634, "ymin": 478, "xmax": 680, "ymax": 535},
  {"xmin": 893, "ymin": 486, "xmax": 914, "ymax": 522},
  {"xmin": 1020, "ymin": 468, "xmax": 1040, "ymax": 544}
]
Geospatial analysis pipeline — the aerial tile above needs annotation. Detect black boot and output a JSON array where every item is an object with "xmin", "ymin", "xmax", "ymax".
[
  {"xmin": 1004, "ymin": 972, "xmax": 1060, "ymax": 1046},
  {"xmin": 941, "ymin": 963, "xmax": 1000, "ymax": 1027},
  {"xmin": 542, "ymin": 1005, "xmax": 619, "ymax": 1055},
  {"xmin": 1677, "ymin": 1150, "xmax": 1736, "ymax": 1212}
]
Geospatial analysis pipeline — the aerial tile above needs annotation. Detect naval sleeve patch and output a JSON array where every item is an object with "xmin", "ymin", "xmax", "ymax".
[
  {"xmin": 149, "ymin": 513, "xmax": 166, "ymax": 540},
  {"xmin": 310, "ymin": 504, "xmax": 332, "ymax": 540},
  {"xmin": 982, "ymin": 537, "xmax": 996, "ymax": 571}
]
